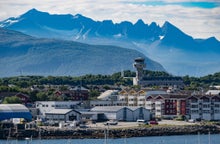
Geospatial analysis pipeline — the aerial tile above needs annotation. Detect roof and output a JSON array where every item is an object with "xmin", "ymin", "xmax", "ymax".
[
  {"xmin": 98, "ymin": 90, "xmax": 118, "ymax": 100},
  {"xmin": 91, "ymin": 106, "xmax": 123, "ymax": 112},
  {"xmin": 206, "ymin": 90, "xmax": 220, "ymax": 95},
  {"xmin": 0, "ymin": 104, "xmax": 32, "ymax": 121},
  {"xmin": 35, "ymin": 101, "xmax": 81, "ymax": 105},
  {"xmin": 0, "ymin": 104, "xmax": 30, "ymax": 113},
  {"xmin": 45, "ymin": 109, "xmax": 73, "ymax": 115},
  {"xmin": 128, "ymin": 106, "xmax": 144, "ymax": 111},
  {"xmin": 90, "ymin": 106, "xmax": 148, "ymax": 112},
  {"xmin": 69, "ymin": 86, "xmax": 89, "ymax": 91},
  {"xmin": 146, "ymin": 90, "xmax": 167, "ymax": 96},
  {"xmin": 210, "ymin": 85, "xmax": 220, "ymax": 90}
]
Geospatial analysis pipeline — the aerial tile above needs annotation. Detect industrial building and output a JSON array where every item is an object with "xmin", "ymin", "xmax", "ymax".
[
  {"xmin": 35, "ymin": 101, "xmax": 81, "ymax": 116},
  {"xmin": 90, "ymin": 106, "xmax": 150, "ymax": 122},
  {"xmin": 45, "ymin": 109, "xmax": 81, "ymax": 122},
  {"xmin": 0, "ymin": 104, "xmax": 32, "ymax": 121}
]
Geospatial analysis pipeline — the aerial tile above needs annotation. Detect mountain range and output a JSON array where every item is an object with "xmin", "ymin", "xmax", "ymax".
[
  {"xmin": 0, "ymin": 28, "xmax": 164, "ymax": 77},
  {"xmin": 1, "ymin": 8, "xmax": 220, "ymax": 76}
]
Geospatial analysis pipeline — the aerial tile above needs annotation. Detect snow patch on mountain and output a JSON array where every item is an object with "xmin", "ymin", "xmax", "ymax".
[
  {"xmin": 0, "ymin": 19, "xmax": 20, "ymax": 27},
  {"xmin": 159, "ymin": 35, "xmax": 164, "ymax": 40}
]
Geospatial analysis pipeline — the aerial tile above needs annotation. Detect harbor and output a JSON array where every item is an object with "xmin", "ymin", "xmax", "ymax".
[{"xmin": 1, "ymin": 121, "xmax": 220, "ymax": 140}]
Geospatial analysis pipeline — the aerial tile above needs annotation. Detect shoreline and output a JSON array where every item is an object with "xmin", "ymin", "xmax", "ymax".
[{"xmin": 1, "ymin": 123, "xmax": 220, "ymax": 140}]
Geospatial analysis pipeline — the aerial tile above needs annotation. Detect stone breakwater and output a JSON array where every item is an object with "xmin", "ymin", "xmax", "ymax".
[{"xmin": 0, "ymin": 124, "xmax": 220, "ymax": 140}]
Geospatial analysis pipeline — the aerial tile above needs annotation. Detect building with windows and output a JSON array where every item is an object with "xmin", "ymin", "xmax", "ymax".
[
  {"xmin": 132, "ymin": 57, "xmax": 184, "ymax": 87},
  {"xmin": 35, "ymin": 101, "xmax": 81, "ymax": 116},
  {"xmin": 118, "ymin": 89, "xmax": 146, "ymax": 107},
  {"xmin": 45, "ymin": 109, "xmax": 81, "ymax": 122},
  {"xmin": 145, "ymin": 93, "xmax": 187, "ymax": 119},
  {"xmin": 117, "ymin": 88, "xmax": 220, "ymax": 121},
  {"xmin": 188, "ymin": 95, "xmax": 220, "ymax": 121},
  {"xmin": 55, "ymin": 85, "xmax": 89, "ymax": 101},
  {"xmin": 90, "ymin": 106, "xmax": 150, "ymax": 122}
]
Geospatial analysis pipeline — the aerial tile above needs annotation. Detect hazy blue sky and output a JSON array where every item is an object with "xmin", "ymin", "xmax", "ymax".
[{"xmin": 0, "ymin": 0, "xmax": 219, "ymax": 40}]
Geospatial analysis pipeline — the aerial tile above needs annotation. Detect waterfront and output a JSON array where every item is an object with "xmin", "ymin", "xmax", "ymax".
[{"xmin": 1, "ymin": 134, "xmax": 220, "ymax": 144}]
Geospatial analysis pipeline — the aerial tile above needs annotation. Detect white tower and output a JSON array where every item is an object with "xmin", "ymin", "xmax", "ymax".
[{"xmin": 133, "ymin": 57, "xmax": 146, "ymax": 85}]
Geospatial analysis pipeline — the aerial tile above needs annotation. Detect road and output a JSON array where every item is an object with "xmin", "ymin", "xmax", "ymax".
[{"xmin": 87, "ymin": 120, "xmax": 196, "ymax": 129}]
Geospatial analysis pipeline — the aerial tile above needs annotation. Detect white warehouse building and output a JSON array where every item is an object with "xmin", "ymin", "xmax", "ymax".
[
  {"xmin": 45, "ymin": 109, "xmax": 81, "ymax": 122},
  {"xmin": 35, "ymin": 101, "xmax": 81, "ymax": 116},
  {"xmin": 90, "ymin": 106, "xmax": 150, "ymax": 122}
]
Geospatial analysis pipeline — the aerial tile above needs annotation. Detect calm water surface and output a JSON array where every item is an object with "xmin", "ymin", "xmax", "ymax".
[{"xmin": 1, "ymin": 134, "xmax": 219, "ymax": 144}]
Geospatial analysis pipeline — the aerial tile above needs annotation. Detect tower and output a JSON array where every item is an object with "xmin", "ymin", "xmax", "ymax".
[{"xmin": 133, "ymin": 57, "xmax": 146, "ymax": 85}]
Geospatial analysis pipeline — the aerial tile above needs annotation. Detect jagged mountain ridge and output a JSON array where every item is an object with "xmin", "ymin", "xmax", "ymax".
[
  {"xmin": 0, "ymin": 28, "xmax": 165, "ymax": 77},
  {"xmin": 1, "ymin": 8, "xmax": 220, "ymax": 76},
  {"xmin": 0, "ymin": 8, "xmax": 162, "ymax": 41}
]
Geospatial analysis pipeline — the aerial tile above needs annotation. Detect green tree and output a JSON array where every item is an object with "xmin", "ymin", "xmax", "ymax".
[
  {"xmin": 89, "ymin": 90, "xmax": 100, "ymax": 100},
  {"xmin": 36, "ymin": 92, "xmax": 48, "ymax": 101},
  {"xmin": 29, "ymin": 91, "xmax": 38, "ymax": 102},
  {"xmin": 2, "ymin": 96, "xmax": 22, "ymax": 104}
]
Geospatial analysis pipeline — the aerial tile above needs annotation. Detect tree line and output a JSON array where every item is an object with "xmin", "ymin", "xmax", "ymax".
[{"xmin": 0, "ymin": 70, "xmax": 219, "ymax": 90}]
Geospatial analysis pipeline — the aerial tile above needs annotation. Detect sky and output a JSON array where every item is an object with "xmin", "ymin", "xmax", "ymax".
[{"xmin": 0, "ymin": 0, "xmax": 220, "ymax": 40}]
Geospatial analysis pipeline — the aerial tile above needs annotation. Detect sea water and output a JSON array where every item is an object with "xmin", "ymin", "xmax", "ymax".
[{"xmin": 1, "ymin": 134, "xmax": 219, "ymax": 144}]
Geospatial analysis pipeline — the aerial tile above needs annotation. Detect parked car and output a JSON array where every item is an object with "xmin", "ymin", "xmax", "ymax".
[
  {"xmin": 188, "ymin": 119, "xmax": 195, "ymax": 123},
  {"xmin": 79, "ymin": 124, "xmax": 88, "ymax": 128},
  {"xmin": 137, "ymin": 119, "xmax": 148, "ymax": 124},
  {"xmin": 104, "ymin": 120, "xmax": 118, "ymax": 125},
  {"xmin": 149, "ymin": 120, "xmax": 158, "ymax": 125}
]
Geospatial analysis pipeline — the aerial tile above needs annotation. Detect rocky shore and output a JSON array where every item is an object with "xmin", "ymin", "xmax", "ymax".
[{"xmin": 0, "ymin": 124, "xmax": 220, "ymax": 140}]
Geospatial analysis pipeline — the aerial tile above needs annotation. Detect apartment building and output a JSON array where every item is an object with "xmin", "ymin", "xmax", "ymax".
[
  {"xmin": 145, "ymin": 93, "xmax": 187, "ymax": 119},
  {"xmin": 116, "ymin": 89, "xmax": 220, "ymax": 121},
  {"xmin": 118, "ymin": 89, "xmax": 146, "ymax": 106},
  {"xmin": 188, "ymin": 95, "xmax": 220, "ymax": 120}
]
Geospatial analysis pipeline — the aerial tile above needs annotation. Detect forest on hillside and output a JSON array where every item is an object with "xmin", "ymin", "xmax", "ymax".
[
  {"xmin": 0, "ymin": 70, "xmax": 219, "ymax": 103},
  {"xmin": 0, "ymin": 70, "xmax": 219, "ymax": 90}
]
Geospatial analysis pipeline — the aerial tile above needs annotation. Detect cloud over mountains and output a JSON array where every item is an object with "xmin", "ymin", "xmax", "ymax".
[
  {"xmin": 0, "ymin": 0, "xmax": 219, "ymax": 40},
  {"xmin": 1, "ymin": 9, "xmax": 220, "ymax": 76}
]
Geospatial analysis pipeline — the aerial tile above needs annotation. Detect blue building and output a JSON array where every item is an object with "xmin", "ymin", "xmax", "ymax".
[{"xmin": 0, "ymin": 104, "xmax": 32, "ymax": 121}]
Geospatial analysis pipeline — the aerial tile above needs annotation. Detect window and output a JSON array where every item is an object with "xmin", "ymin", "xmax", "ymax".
[
  {"xmin": 203, "ymin": 110, "xmax": 210, "ymax": 113},
  {"xmin": 191, "ymin": 110, "xmax": 199, "ymax": 113},
  {"xmin": 203, "ymin": 104, "xmax": 210, "ymax": 108},
  {"xmin": 214, "ymin": 110, "xmax": 220, "ymax": 113},
  {"xmin": 203, "ymin": 98, "xmax": 209, "ymax": 102},
  {"xmin": 191, "ymin": 99, "xmax": 198, "ymax": 103},
  {"xmin": 146, "ymin": 104, "xmax": 151, "ymax": 107},
  {"xmin": 191, "ymin": 105, "xmax": 198, "ymax": 108},
  {"xmin": 214, "ymin": 104, "xmax": 220, "ymax": 108}
]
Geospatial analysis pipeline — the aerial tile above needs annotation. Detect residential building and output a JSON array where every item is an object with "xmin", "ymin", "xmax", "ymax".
[
  {"xmin": 118, "ymin": 89, "xmax": 146, "ymax": 106},
  {"xmin": 188, "ymin": 95, "xmax": 220, "ymax": 121},
  {"xmin": 60, "ymin": 85, "xmax": 89, "ymax": 101},
  {"xmin": 15, "ymin": 92, "xmax": 30, "ymax": 105},
  {"xmin": 145, "ymin": 92, "xmax": 187, "ymax": 119}
]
